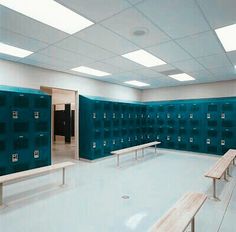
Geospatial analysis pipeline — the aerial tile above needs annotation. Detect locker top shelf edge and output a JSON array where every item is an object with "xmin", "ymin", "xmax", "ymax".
[
  {"xmin": 0, "ymin": 85, "xmax": 50, "ymax": 95},
  {"xmin": 79, "ymin": 94, "xmax": 144, "ymax": 105},
  {"xmin": 146, "ymin": 96, "xmax": 236, "ymax": 105}
]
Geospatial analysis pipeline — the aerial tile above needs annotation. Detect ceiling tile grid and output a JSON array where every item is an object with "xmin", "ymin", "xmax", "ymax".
[
  {"xmin": 38, "ymin": 46, "xmax": 95, "ymax": 67},
  {"xmin": 55, "ymin": 0, "xmax": 131, "ymax": 23},
  {"xmin": 54, "ymin": 36, "xmax": 116, "ymax": 61},
  {"xmin": 172, "ymin": 59, "xmax": 206, "ymax": 73},
  {"xmin": 196, "ymin": 53, "xmax": 232, "ymax": 70},
  {"xmin": 0, "ymin": 0, "xmax": 235, "ymax": 89},
  {"xmin": 146, "ymin": 41, "xmax": 192, "ymax": 63},
  {"xmin": 74, "ymin": 24, "xmax": 139, "ymax": 55},
  {"xmin": 0, "ymin": 27, "xmax": 49, "ymax": 52},
  {"xmin": 196, "ymin": 0, "xmax": 236, "ymax": 29},
  {"xmin": 136, "ymin": 0, "xmax": 210, "ymax": 39},
  {"xmin": 101, "ymin": 7, "xmax": 171, "ymax": 48},
  {"xmin": 0, "ymin": 6, "xmax": 68, "ymax": 44},
  {"xmin": 175, "ymin": 31, "xmax": 225, "ymax": 58}
]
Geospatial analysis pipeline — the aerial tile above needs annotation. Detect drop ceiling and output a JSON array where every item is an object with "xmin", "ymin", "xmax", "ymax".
[{"xmin": 0, "ymin": 0, "xmax": 236, "ymax": 89}]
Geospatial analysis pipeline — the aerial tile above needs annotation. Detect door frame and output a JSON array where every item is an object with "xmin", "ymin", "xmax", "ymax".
[{"xmin": 40, "ymin": 86, "xmax": 79, "ymax": 160}]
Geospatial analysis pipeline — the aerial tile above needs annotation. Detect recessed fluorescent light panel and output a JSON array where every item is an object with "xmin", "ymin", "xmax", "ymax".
[
  {"xmin": 0, "ymin": 0, "xmax": 94, "ymax": 34},
  {"xmin": 122, "ymin": 49, "xmax": 166, "ymax": 67},
  {"xmin": 72, "ymin": 66, "xmax": 111, "ymax": 76},
  {"xmin": 124, "ymin": 80, "xmax": 150, "ymax": 87},
  {"xmin": 169, "ymin": 73, "xmax": 195, "ymax": 82},
  {"xmin": 215, "ymin": 24, "xmax": 236, "ymax": 52},
  {"xmin": 0, "ymin": 42, "xmax": 33, "ymax": 58}
]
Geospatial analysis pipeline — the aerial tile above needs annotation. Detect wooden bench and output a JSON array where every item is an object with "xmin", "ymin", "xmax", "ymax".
[
  {"xmin": 204, "ymin": 149, "xmax": 236, "ymax": 200},
  {"xmin": 111, "ymin": 141, "xmax": 161, "ymax": 166},
  {"xmin": 149, "ymin": 192, "xmax": 207, "ymax": 232},
  {"xmin": 0, "ymin": 161, "xmax": 75, "ymax": 207}
]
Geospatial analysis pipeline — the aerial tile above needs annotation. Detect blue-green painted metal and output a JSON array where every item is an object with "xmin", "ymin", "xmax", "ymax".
[
  {"xmin": 79, "ymin": 95, "xmax": 236, "ymax": 160},
  {"xmin": 0, "ymin": 86, "xmax": 51, "ymax": 175}
]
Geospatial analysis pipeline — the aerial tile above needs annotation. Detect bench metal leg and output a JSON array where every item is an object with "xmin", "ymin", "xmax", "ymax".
[
  {"xmin": 191, "ymin": 217, "xmax": 195, "ymax": 232},
  {"xmin": 0, "ymin": 183, "xmax": 3, "ymax": 207},
  {"xmin": 227, "ymin": 167, "xmax": 232, "ymax": 177},
  {"xmin": 117, "ymin": 154, "xmax": 119, "ymax": 167},
  {"xmin": 224, "ymin": 172, "xmax": 228, "ymax": 181},
  {"xmin": 213, "ymin": 179, "xmax": 216, "ymax": 199},
  {"xmin": 135, "ymin": 150, "xmax": 138, "ymax": 160},
  {"xmin": 211, "ymin": 178, "xmax": 221, "ymax": 201},
  {"xmin": 142, "ymin": 148, "xmax": 144, "ymax": 157},
  {"xmin": 155, "ymin": 144, "xmax": 157, "ymax": 154},
  {"xmin": 62, "ymin": 168, "xmax": 66, "ymax": 185}
]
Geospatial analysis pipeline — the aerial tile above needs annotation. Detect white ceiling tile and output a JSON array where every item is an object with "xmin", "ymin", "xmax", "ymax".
[
  {"xmin": 110, "ymin": 71, "xmax": 141, "ymax": 81},
  {"xmin": 18, "ymin": 59, "xmax": 68, "ymax": 72},
  {"xmin": 55, "ymin": 36, "xmax": 115, "ymax": 60},
  {"xmin": 146, "ymin": 41, "xmax": 192, "ymax": 63},
  {"xmin": 136, "ymin": 75, "xmax": 168, "ymax": 85},
  {"xmin": 133, "ymin": 68, "xmax": 166, "ymax": 78},
  {"xmin": 151, "ymin": 64, "xmax": 176, "ymax": 72},
  {"xmin": 82, "ymin": 61, "xmax": 123, "ymax": 74},
  {"xmin": 196, "ymin": 53, "xmax": 232, "ymax": 69},
  {"xmin": 173, "ymin": 59, "xmax": 205, "ymax": 73},
  {"xmin": 208, "ymin": 65, "xmax": 236, "ymax": 77},
  {"xmin": 0, "ymin": 6, "xmax": 68, "ymax": 44},
  {"xmin": 137, "ymin": 0, "xmax": 210, "ymax": 39},
  {"xmin": 102, "ymin": 78, "xmax": 123, "ymax": 85},
  {"xmin": 197, "ymin": 0, "xmax": 236, "ymax": 29},
  {"xmin": 102, "ymin": 56, "xmax": 143, "ymax": 71},
  {"xmin": 0, "ymin": 54, "xmax": 21, "ymax": 62},
  {"xmin": 176, "ymin": 31, "xmax": 224, "ymax": 58},
  {"xmin": 0, "ymin": 28, "xmax": 48, "ymax": 52},
  {"xmin": 38, "ymin": 46, "xmax": 94, "ymax": 66},
  {"xmin": 210, "ymin": 74, "xmax": 236, "ymax": 82},
  {"xmin": 127, "ymin": 0, "xmax": 145, "ymax": 5},
  {"xmin": 227, "ymin": 51, "xmax": 236, "ymax": 65},
  {"xmin": 55, "ymin": 0, "xmax": 131, "ymax": 22},
  {"xmin": 74, "ymin": 24, "xmax": 138, "ymax": 55},
  {"xmin": 187, "ymin": 69, "xmax": 214, "ymax": 81},
  {"xmin": 101, "ymin": 8, "xmax": 170, "ymax": 47},
  {"xmin": 21, "ymin": 53, "xmax": 74, "ymax": 70},
  {"xmin": 68, "ymin": 69, "xmax": 102, "ymax": 79}
]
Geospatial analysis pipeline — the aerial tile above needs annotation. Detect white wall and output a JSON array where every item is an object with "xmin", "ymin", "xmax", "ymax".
[
  {"xmin": 2, "ymin": 60, "xmax": 236, "ymax": 104},
  {"xmin": 142, "ymin": 80, "xmax": 236, "ymax": 102},
  {"xmin": 0, "ymin": 60, "xmax": 141, "ymax": 101}
]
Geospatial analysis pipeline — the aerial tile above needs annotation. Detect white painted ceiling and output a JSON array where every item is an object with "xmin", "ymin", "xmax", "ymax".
[{"xmin": 0, "ymin": 0, "xmax": 236, "ymax": 89}]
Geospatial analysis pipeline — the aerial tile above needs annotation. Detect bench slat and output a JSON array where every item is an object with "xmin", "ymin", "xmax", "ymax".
[
  {"xmin": 205, "ymin": 150, "xmax": 236, "ymax": 179},
  {"xmin": 111, "ymin": 141, "xmax": 161, "ymax": 155},
  {"xmin": 150, "ymin": 192, "xmax": 207, "ymax": 232},
  {"xmin": 0, "ymin": 161, "xmax": 75, "ymax": 183}
]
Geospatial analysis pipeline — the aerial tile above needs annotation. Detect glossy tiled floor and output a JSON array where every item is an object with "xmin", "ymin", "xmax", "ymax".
[{"xmin": 0, "ymin": 148, "xmax": 235, "ymax": 232}]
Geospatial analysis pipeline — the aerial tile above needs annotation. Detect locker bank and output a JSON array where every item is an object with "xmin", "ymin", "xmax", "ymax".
[{"xmin": 0, "ymin": 1, "xmax": 236, "ymax": 232}]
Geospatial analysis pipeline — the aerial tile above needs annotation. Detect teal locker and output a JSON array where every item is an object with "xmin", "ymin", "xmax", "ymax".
[
  {"xmin": 177, "ymin": 135, "xmax": 188, "ymax": 150},
  {"xmin": 79, "ymin": 95, "xmax": 236, "ymax": 159},
  {"xmin": 0, "ymin": 86, "xmax": 51, "ymax": 175},
  {"xmin": 189, "ymin": 136, "xmax": 203, "ymax": 152}
]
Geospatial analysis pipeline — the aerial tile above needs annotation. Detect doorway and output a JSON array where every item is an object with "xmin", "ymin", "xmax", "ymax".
[{"xmin": 40, "ymin": 87, "xmax": 78, "ymax": 162}]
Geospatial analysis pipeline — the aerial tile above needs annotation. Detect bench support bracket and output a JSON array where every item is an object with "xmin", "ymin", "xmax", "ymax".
[
  {"xmin": 213, "ymin": 178, "xmax": 216, "ymax": 199},
  {"xmin": 224, "ymin": 172, "xmax": 228, "ymax": 181},
  {"xmin": 117, "ymin": 154, "xmax": 120, "ymax": 167},
  {"xmin": 191, "ymin": 217, "xmax": 195, "ymax": 232},
  {"xmin": 227, "ymin": 167, "xmax": 232, "ymax": 177},
  {"xmin": 0, "ymin": 183, "xmax": 3, "ymax": 206},
  {"xmin": 62, "ymin": 168, "xmax": 66, "ymax": 185}
]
